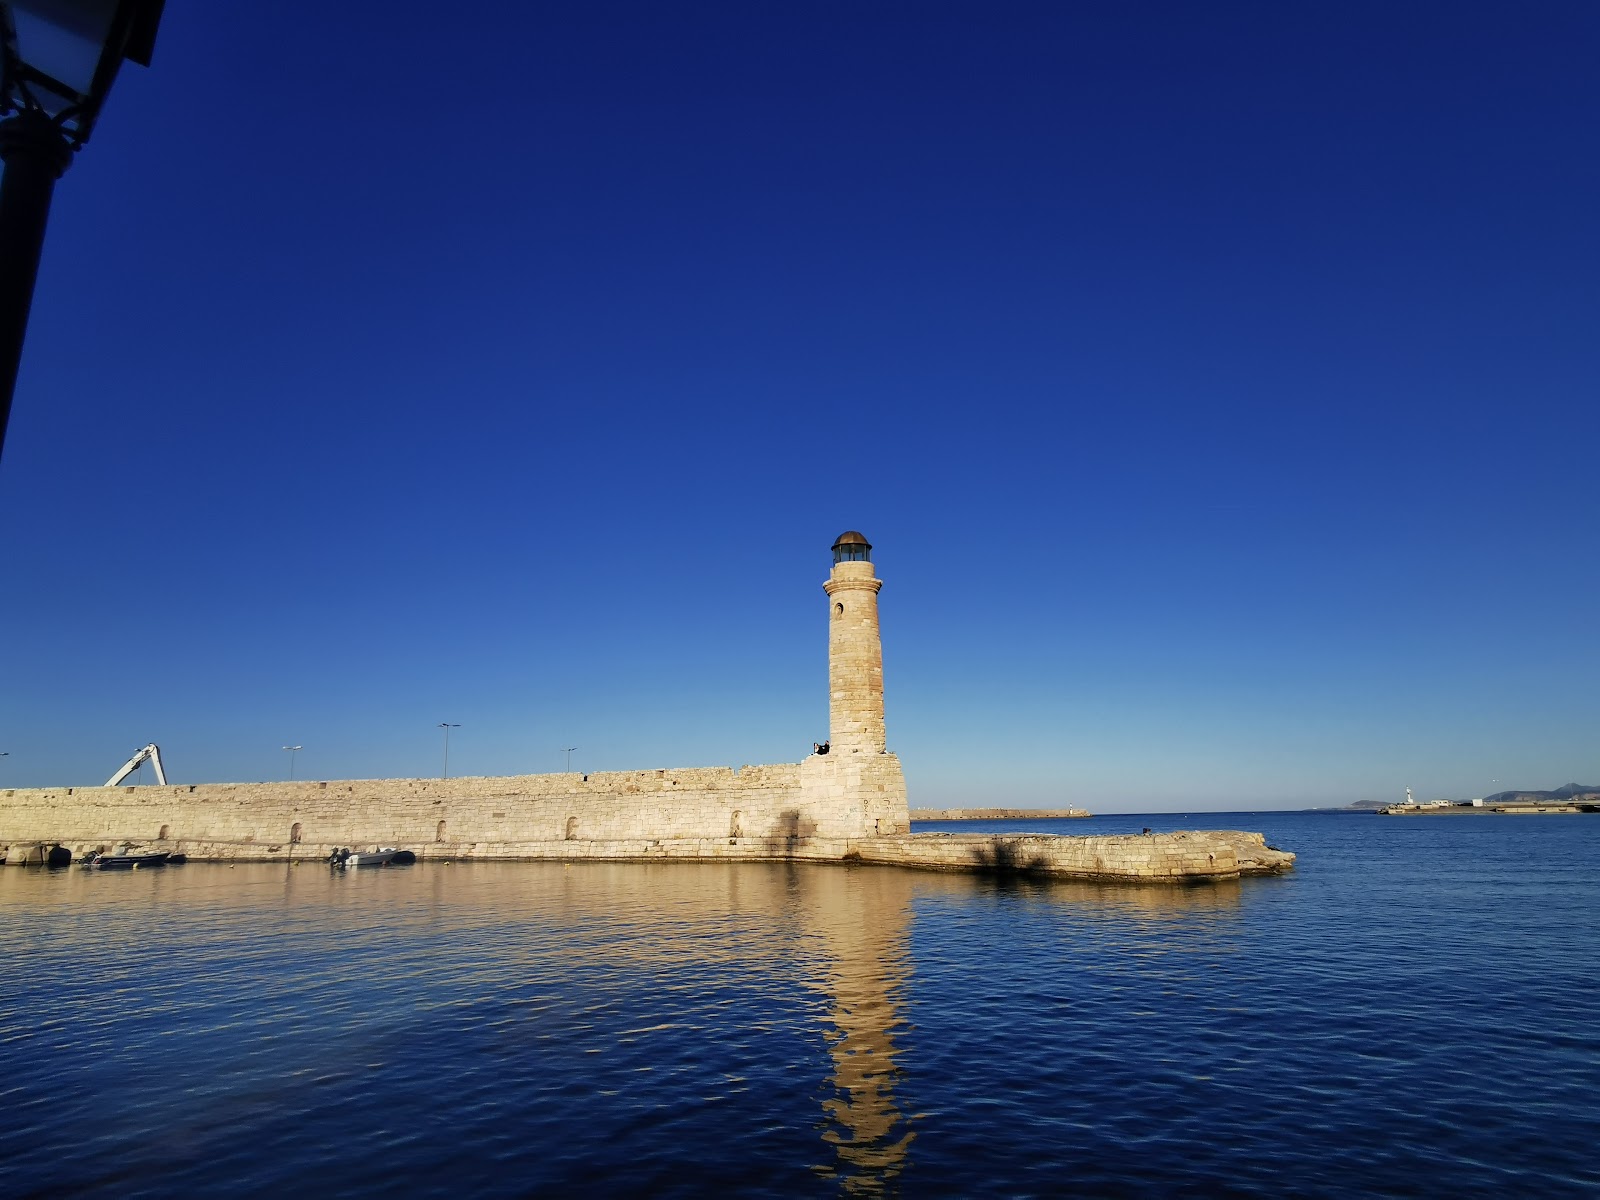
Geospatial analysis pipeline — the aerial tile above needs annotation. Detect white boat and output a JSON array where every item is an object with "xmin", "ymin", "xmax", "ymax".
[{"xmin": 328, "ymin": 847, "xmax": 414, "ymax": 868}]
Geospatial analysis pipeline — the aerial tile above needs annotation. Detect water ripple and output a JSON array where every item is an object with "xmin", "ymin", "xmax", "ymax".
[{"xmin": 1, "ymin": 815, "xmax": 1597, "ymax": 1196}]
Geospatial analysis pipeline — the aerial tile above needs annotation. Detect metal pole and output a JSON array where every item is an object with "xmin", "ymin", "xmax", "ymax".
[
  {"xmin": 564, "ymin": 746, "xmax": 577, "ymax": 772},
  {"xmin": 439, "ymin": 723, "xmax": 459, "ymax": 779},
  {"xmin": 0, "ymin": 111, "xmax": 74, "ymax": 466}
]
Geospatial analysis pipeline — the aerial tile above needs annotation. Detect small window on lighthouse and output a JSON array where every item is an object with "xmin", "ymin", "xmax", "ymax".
[{"xmin": 834, "ymin": 602, "xmax": 844, "ymax": 616}]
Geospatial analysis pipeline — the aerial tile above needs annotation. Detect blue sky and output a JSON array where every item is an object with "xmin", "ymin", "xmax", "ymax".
[{"xmin": 1, "ymin": 2, "xmax": 1595, "ymax": 810}]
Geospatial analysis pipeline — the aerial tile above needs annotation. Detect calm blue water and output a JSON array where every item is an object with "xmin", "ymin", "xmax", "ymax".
[{"xmin": 2, "ymin": 812, "xmax": 1597, "ymax": 1197}]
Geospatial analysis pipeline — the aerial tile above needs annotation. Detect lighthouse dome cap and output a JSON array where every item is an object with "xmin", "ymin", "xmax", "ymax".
[{"xmin": 832, "ymin": 531, "xmax": 871, "ymax": 550}]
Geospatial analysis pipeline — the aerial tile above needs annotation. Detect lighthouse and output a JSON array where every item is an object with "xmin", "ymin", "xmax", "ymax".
[{"xmin": 824, "ymin": 531, "xmax": 887, "ymax": 754}]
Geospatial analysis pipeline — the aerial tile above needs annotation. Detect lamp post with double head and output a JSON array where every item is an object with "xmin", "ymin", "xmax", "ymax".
[
  {"xmin": 282, "ymin": 745, "xmax": 301, "ymax": 782},
  {"xmin": 0, "ymin": 0, "xmax": 165, "ymax": 465},
  {"xmin": 438, "ymin": 723, "xmax": 459, "ymax": 780}
]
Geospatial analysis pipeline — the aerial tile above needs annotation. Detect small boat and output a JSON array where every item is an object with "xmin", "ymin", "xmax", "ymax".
[
  {"xmin": 84, "ymin": 849, "xmax": 172, "ymax": 870},
  {"xmin": 329, "ymin": 847, "xmax": 415, "ymax": 868}
]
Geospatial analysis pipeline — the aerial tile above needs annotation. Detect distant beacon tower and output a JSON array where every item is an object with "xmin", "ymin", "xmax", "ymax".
[{"xmin": 825, "ymin": 531, "xmax": 887, "ymax": 753}]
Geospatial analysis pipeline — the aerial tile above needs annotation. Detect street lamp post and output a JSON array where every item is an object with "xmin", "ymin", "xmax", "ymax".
[
  {"xmin": 0, "ymin": 0, "xmax": 165, "ymax": 464},
  {"xmin": 563, "ymin": 746, "xmax": 577, "ymax": 772},
  {"xmin": 282, "ymin": 744, "xmax": 301, "ymax": 781},
  {"xmin": 438, "ymin": 723, "xmax": 459, "ymax": 780}
]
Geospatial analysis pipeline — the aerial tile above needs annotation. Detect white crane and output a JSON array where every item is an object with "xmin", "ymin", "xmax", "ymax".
[{"xmin": 106, "ymin": 744, "xmax": 168, "ymax": 787}]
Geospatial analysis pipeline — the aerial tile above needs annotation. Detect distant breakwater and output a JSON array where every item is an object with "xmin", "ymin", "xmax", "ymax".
[{"xmin": 911, "ymin": 807, "xmax": 1091, "ymax": 820}]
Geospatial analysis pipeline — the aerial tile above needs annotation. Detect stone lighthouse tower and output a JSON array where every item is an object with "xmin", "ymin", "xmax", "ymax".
[
  {"xmin": 799, "ymin": 530, "xmax": 907, "ymax": 837},
  {"xmin": 824, "ymin": 531, "xmax": 887, "ymax": 754}
]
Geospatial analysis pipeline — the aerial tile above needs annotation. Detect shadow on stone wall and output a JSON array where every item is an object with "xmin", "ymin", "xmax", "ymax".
[
  {"xmin": 967, "ymin": 837, "xmax": 1051, "ymax": 877},
  {"xmin": 763, "ymin": 809, "xmax": 818, "ymax": 857}
]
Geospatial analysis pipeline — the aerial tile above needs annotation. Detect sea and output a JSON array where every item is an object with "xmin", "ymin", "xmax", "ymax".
[{"xmin": 1, "ymin": 810, "xmax": 1596, "ymax": 1197}]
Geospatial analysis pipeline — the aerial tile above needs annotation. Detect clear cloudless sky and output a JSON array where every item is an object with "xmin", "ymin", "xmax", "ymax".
[{"xmin": 1, "ymin": 2, "xmax": 1595, "ymax": 810}]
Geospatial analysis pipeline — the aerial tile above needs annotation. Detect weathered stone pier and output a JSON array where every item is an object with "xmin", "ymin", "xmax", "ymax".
[{"xmin": 0, "ymin": 533, "xmax": 1293, "ymax": 883}]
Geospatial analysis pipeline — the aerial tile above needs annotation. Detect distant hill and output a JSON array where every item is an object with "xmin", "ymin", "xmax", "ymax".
[{"xmin": 1483, "ymin": 782, "xmax": 1600, "ymax": 804}]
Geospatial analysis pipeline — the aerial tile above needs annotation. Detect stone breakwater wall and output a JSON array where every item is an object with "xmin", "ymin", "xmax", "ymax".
[
  {"xmin": 0, "ymin": 830, "xmax": 1290, "ymax": 881},
  {"xmin": 865, "ymin": 831, "xmax": 1293, "ymax": 881},
  {"xmin": 0, "ymin": 756, "xmax": 1296, "ymax": 881},
  {"xmin": 1, "ymin": 792, "xmax": 1292, "ymax": 884},
  {"xmin": 0, "ymin": 754, "xmax": 911, "ymax": 856}
]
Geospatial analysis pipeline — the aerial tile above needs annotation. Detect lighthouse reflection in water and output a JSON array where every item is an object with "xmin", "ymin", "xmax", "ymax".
[{"xmin": 0, "ymin": 859, "xmax": 923, "ymax": 1194}]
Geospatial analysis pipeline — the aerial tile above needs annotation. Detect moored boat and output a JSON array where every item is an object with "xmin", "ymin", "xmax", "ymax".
[
  {"xmin": 84, "ymin": 849, "xmax": 172, "ymax": 870},
  {"xmin": 329, "ymin": 847, "xmax": 415, "ymax": 868}
]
